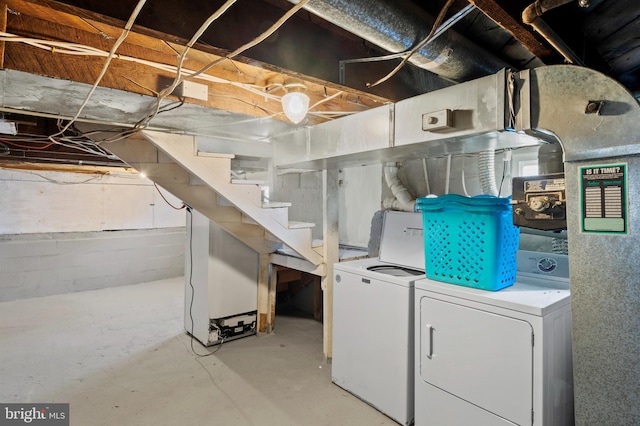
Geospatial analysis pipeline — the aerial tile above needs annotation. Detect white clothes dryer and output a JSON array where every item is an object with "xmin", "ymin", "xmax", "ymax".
[{"xmin": 414, "ymin": 251, "xmax": 574, "ymax": 426}]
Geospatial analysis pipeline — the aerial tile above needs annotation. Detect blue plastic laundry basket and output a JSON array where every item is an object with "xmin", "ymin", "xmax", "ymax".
[{"xmin": 416, "ymin": 194, "xmax": 520, "ymax": 291}]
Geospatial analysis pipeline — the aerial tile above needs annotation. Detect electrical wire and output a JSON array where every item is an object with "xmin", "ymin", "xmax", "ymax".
[
  {"xmin": 499, "ymin": 149, "xmax": 511, "ymax": 197},
  {"xmin": 0, "ymin": 32, "xmax": 281, "ymax": 102},
  {"xmin": 0, "ymin": 138, "xmax": 56, "ymax": 150},
  {"xmin": 135, "ymin": 0, "xmax": 311, "ymax": 130},
  {"xmin": 207, "ymin": 93, "xmax": 279, "ymax": 116},
  {"xmin": 0, "ymin": 0, "xmax": 345, "ymax": 151},
  {"xmin": 50, "ymin": 0, "xmax": 148, "ymax": 138},
  {"xmin": 161, "ymin": 0, "xmax": 238, "ymax": 98},
  {"xmin": 1, "ymin": 134, "xmax": 118, "ymax": 158},
  {"xmin": 7, "ymin": 168, "xmax": 106, "ymax": 185},
  {"xmin": 367, "ymin": 0, "xmax": 456, "ymax": 88},
  {"xmin": 308, "ymin": 90, "xmax": 344, "ymax": 111},
  {"xmin": 184, "ymin": 0, "xmax": 310, "ymax": 83},
  {"xmin": 153, "ymin": 182, "xmax": 185, "ymax": 210},
  {"xmin": 444, "ymin": 153, "xmax": 452, "ymax": 194},
  {"xmin": 422, "ymin": 158, "xmax": 431, "ymax": 195},
  {"xmin": 499, "ymin": 159, "xmax": 507, "ymax": 196},
  {"xmin": 186, "ymin": 206, "xmax": 225, "ymax": 357},
  {"xmin": 460, "ymin": 155, "xmax": 471, "ymax": 197},
  {"xmin": 135, "ymin": 0, "xmax": 239, "ymax": 131},
  {"xmin": 0, "ymin": 0, "xmax": 358, "ymax": 148}
]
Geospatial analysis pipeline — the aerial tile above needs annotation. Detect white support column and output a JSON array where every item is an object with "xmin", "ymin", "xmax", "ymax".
[{"xmin": 321, "ymin": 169, "xmax": 339, "ymax": 361}]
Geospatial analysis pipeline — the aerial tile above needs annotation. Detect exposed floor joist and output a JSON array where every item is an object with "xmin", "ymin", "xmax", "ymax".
[
  {"xmin": 1, "ymin": 0, "xmax": 390, "ymax": 127},
  {"xmin": 467, "ymin": 0, "xmax": 558, "ymax": 62}
]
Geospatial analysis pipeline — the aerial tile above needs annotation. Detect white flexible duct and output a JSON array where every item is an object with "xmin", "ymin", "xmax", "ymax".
[
  {"xmin": 383, "ymin": 163, "xmax": 416, "ymax": 211},
  {"xmin": 478, "ymin": 150, "xmax": 499, "ymax": 196}
]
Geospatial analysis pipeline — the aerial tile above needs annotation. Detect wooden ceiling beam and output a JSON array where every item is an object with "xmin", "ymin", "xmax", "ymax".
[
  {"xmin": 0, "ymin": 3, "xmax": 6, "ymax": 68},
  {"xmin": 0, "ymin": 0, "xmax": 390, "ymax": 125},
  {"xmin": 467, "ymin": 0, "xmax": 559, "ymax": 63}
]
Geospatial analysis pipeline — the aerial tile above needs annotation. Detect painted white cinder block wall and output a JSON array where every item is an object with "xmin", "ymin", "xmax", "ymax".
[
  {"xmin": 274, "ymin": 164, "xmax": 383, "ymax": 248},
  {"xmin": 0, "ymin": 168, "xmax": 186, "ymax": 301},
  {"xmin": 0, "ymin": 168, "xmax": 185, "ymax": 233}
]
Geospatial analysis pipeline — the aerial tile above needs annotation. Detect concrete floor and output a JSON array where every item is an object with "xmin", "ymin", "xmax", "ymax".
[{"xmin": 0, "ymin": 277, "xmax": 398, "ymax": 426}]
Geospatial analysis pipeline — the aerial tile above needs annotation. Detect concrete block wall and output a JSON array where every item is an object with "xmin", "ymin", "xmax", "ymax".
[
  {"xmin": 0, "ymin": 228, "xmax": 185, "ymax": 302},
  {"xmin": 276, "ymin": 171, "xmax": 323, "ymax": 240},
  {"xmin": 275, "ymin": 165, "xmax": 383, "ymax": 247}
]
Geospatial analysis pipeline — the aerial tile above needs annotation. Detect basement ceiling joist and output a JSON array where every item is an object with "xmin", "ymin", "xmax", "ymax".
[
  {"xmin": 0, "ymin": 0, "xmax": 390, "ymax": 128},
  {"xmin": 466, "ymin": 0, "xmax": 557, "ymax": 62}
]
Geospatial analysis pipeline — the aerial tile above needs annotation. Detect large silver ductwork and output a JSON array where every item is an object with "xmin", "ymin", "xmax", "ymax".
[
  {"xmin": 274, "ymin": 65, "xmax": 640, "ymax": 426},
  {"xmin": 287, "ymin": 0, "xmax": 508, "ymax": 83},
  {"xmin": 521, "ymin": 65, "xmax": 640, "ymax": 426},
  {"xmin": 273, "ymin": 69, "xmax": 543, "ymax": 170}
]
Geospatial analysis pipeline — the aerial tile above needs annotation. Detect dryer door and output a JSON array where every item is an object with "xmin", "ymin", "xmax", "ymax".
[{"xmin": 420, "ymin": 296, "xmax": 533, "ymax": 426}]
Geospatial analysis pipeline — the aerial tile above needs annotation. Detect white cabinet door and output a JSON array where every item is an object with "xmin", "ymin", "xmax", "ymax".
[{"xmin": 419, "ymin": 296, "xmax": 533, "ymax": 426}]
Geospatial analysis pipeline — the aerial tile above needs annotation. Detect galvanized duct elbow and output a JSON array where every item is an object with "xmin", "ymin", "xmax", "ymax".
[{"xmin": 287, "ymin": 0, "xmax": 508, "ymax": 83}]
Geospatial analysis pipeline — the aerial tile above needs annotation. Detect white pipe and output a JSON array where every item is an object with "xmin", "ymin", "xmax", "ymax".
[
  {"xmin": 383, "ymin": 197, "xmax": 412, "ymax": 211},
  {"xmin": 460, "ymin": 155, "xmax": 470, "ymax": 196},
  {"xmin": 522, "ymin": 0, "xmax": 585, "ymax": 66},
  {"xmin": 478, "ymin": 150, "xmax": 499, "ymax": 196},
  {"xmin": 500, "ymin": 149, "xmax": 512, "ymax": 196},
  {"xmin": 422, "ymin": 158, "xmax": 431, "ymax": 195},
  {"xmin": 383, "ymin": 163, "xmax": 416, "ymax": 212},
  {"xmin": 444, "ymin": 154, "xmax": 452, "ymax": 194}
]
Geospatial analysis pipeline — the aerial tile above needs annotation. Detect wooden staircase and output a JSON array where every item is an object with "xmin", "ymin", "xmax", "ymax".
[
  {"xmin": 103, "ymin": 129, "xmax": 337, "ymax": 356},
  {"xmin": 104, "ymin": 130, "xmax": 322, "ymax": 266}
]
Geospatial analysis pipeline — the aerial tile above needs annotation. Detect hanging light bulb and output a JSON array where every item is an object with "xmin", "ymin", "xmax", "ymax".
[{"xmin": 281, "ymin": 83, "xmax": 310, "ymax": 124}]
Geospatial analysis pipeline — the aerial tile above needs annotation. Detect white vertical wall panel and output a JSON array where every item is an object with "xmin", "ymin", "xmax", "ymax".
[
  {"xmin": 0, "ymin": 168, "xmax": 184, "ymax": 234},
  {"xmin": 338, "ymin": 164, "xmax": 382, "ymax": 247}
]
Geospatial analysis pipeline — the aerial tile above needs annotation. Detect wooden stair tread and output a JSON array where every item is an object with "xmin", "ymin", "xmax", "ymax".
[
  {"xmin": 288, "ymin": 221, "xmax": 316, "ymax": 229},
  {"xmin": 197, "ymin": 151, "xmax": 235, "ymax": 159},
  {"xmin": 231, "ymin": 179, "xmax": 268, "ymax": 185},
  {"xmin": 262, "ymin": 201, "xmax": 292, "ymax": 208}
]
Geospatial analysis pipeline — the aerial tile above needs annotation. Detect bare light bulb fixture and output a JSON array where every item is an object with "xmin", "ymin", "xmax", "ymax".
[{"xmin": 281, "ymin": 83, "xmax": 310, "ymax": 124}]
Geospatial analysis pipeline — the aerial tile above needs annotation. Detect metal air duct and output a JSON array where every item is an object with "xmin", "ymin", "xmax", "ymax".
[{"xmin": 287, "ymin": 0, "xmax": 509, "ymax": 83}]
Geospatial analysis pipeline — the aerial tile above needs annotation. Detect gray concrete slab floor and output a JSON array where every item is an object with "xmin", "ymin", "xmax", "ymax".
[{"xmin": 0, "ymin": 277, "xmax": 398, "ymax": 426}]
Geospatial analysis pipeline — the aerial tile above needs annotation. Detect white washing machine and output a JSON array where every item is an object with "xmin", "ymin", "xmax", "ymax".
[
  {"xmin": 332, "ymin": 211, "xmax": 425, "ymax": 426},
  {"xmin": 414, "ymin": 250, "xmax": 574, "ymax": 426}
]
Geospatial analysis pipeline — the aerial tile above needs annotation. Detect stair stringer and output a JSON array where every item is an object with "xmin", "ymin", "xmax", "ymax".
[
  {"xmin": 106, "ymin": 131, "xmax": 323, "ymax": 265},
  {"xmin": 102, "ymin": 138, "xmax": 276, "ymax": 254}
]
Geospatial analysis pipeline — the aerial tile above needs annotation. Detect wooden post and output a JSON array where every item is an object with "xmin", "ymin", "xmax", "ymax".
[
  {"xmin": 321, "ymin": 169, "xmax": 339, "ymax": 361},
  {"xmin": 0, "ymin": 3, "xmax": 7, "ymax": 69},
  {"xmin": 256, "ymin": 252, "xmax": 274, "ymax": 333}
]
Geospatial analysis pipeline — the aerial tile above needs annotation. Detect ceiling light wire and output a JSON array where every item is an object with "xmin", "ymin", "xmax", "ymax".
[
  {"xmin": 308, "ymin": 90, "xmax": 344, "ymax": 110},
  {"xmin": 49, "ymin": 0, "xmax": 148, "ymax": 138},
  {"xmin": 367, "ymin": 0, "xmax": 458, "ymax": 88},
  {"xmin": 0, "ymin": 0, "xmax": 346, "ymax": 149},
  {"xmin": 133, "ymin": 0, "xmax": 311, "ymax": 132},
  {"xmin": 135, "ymin": 0, "xmax": 239, "ymax": 129},
  {"xmin": 184, "ymin": 0, "xmax": 311, "ymax": 83}
]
